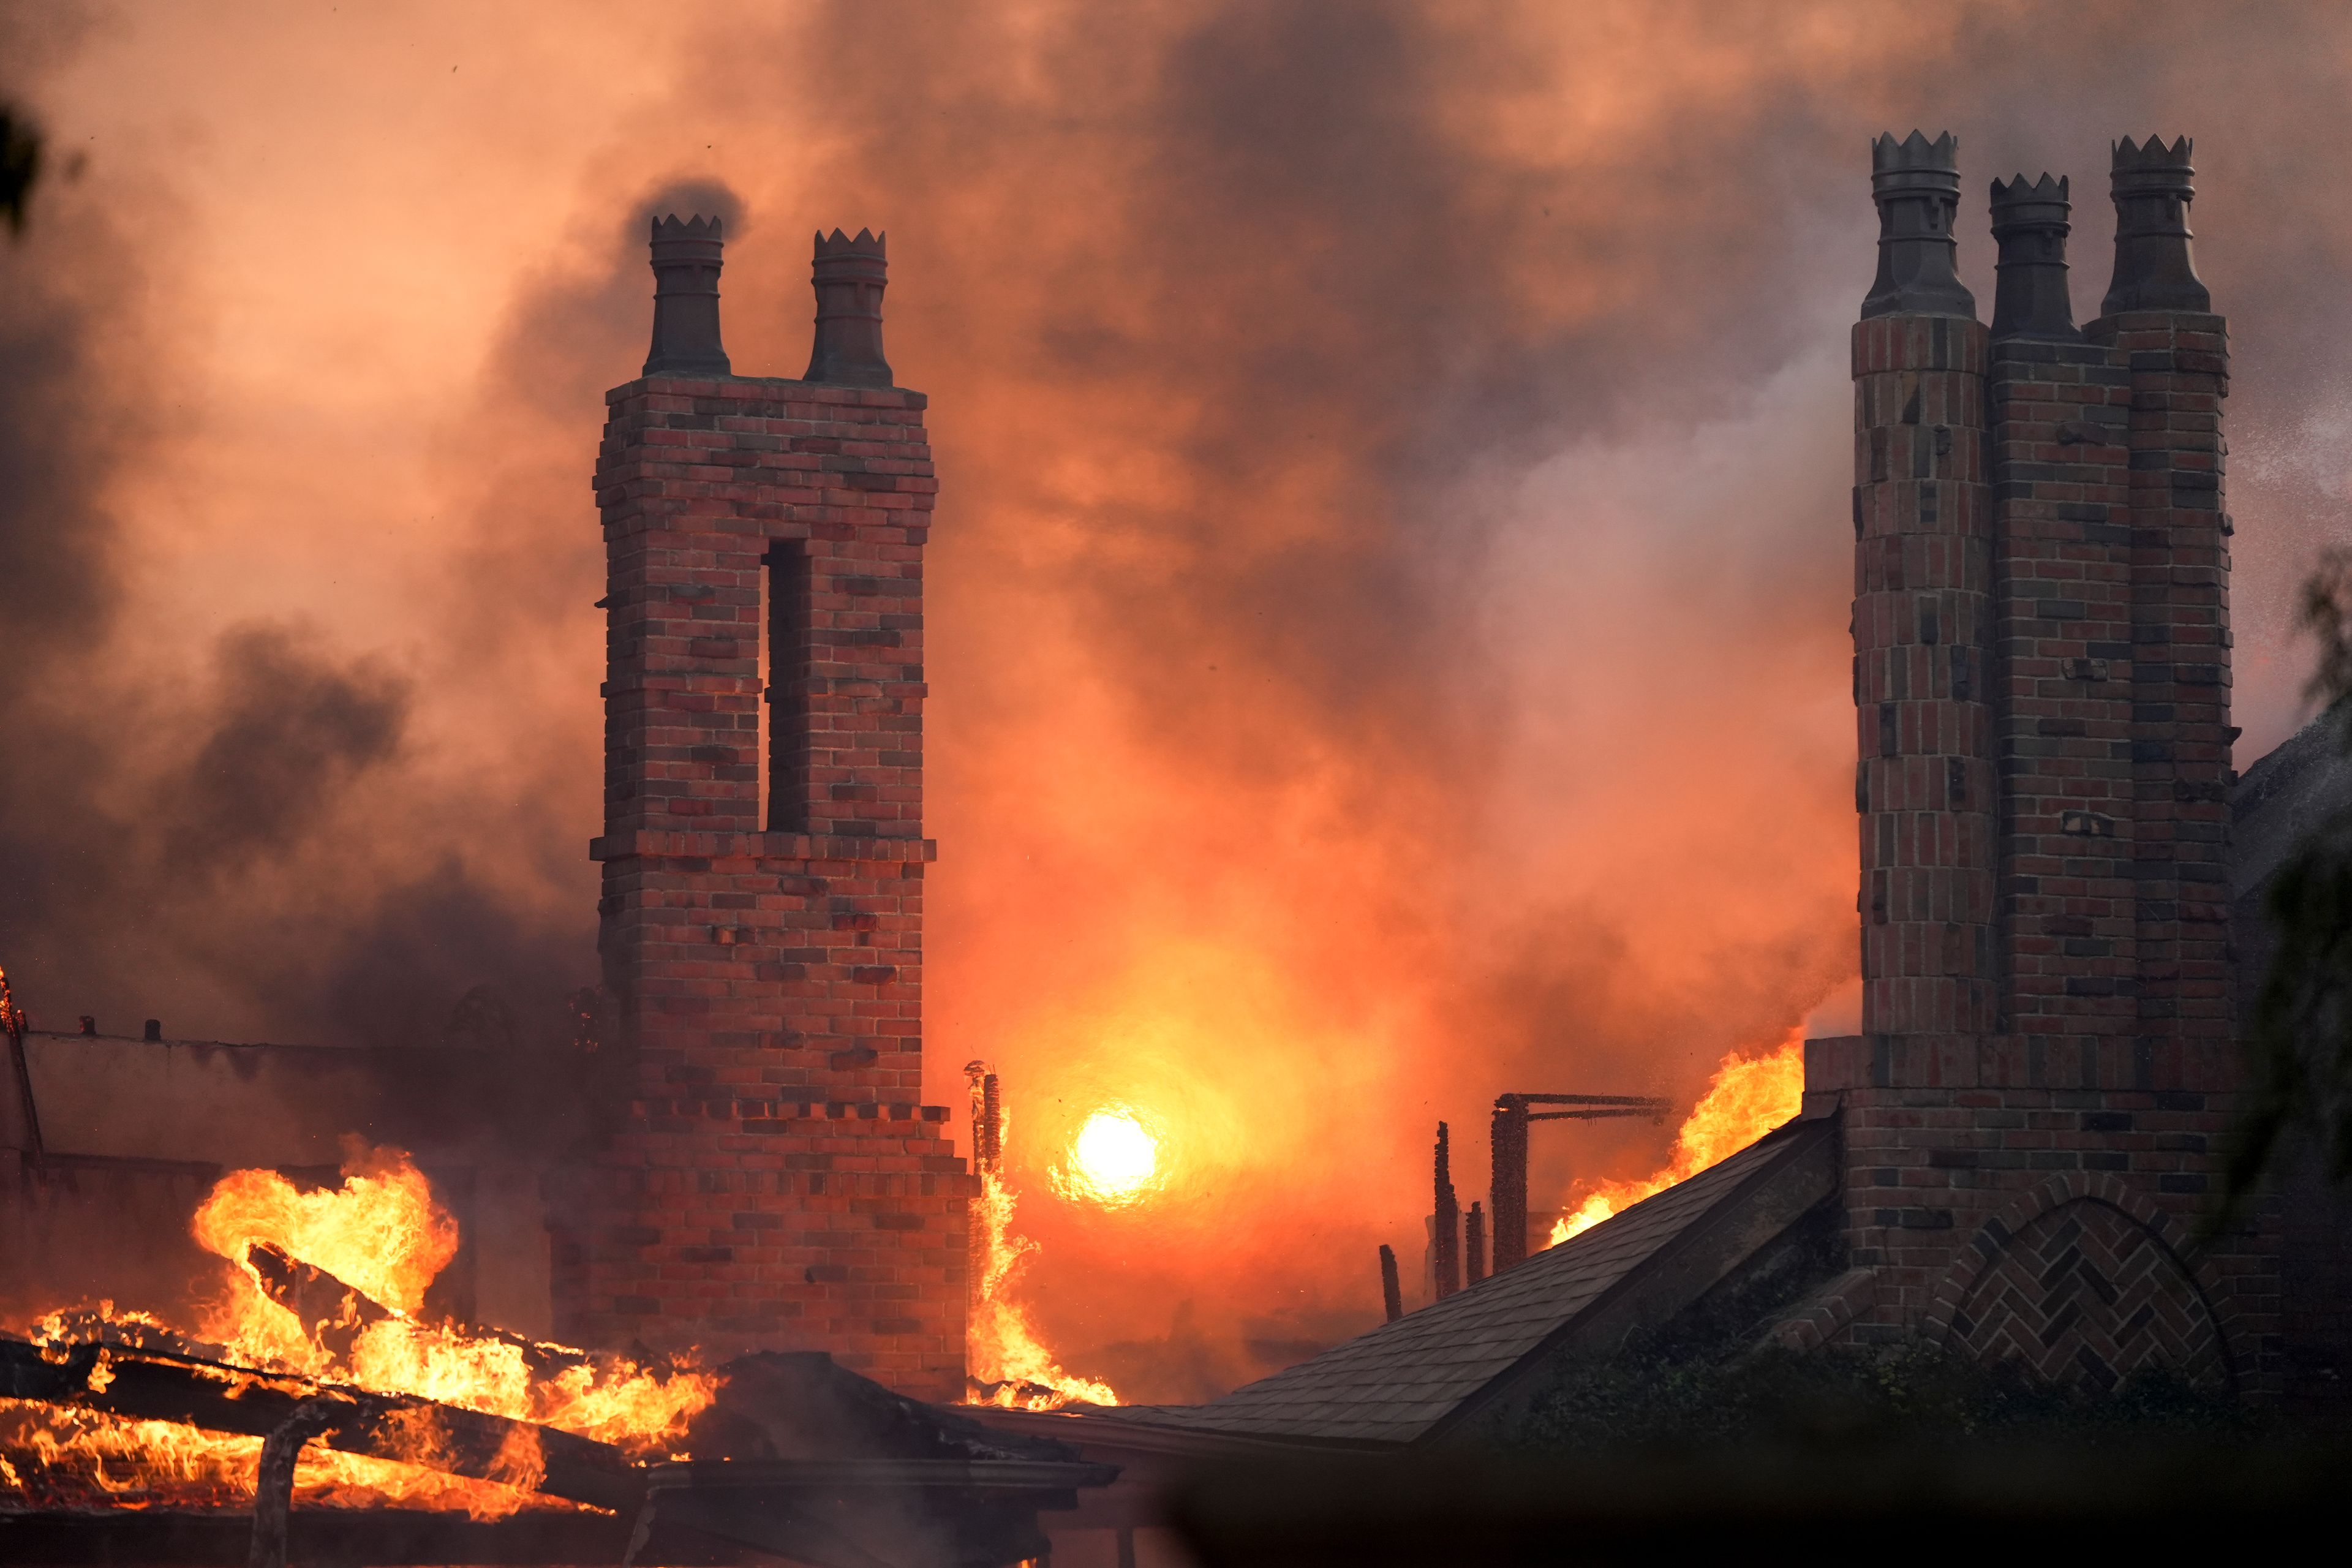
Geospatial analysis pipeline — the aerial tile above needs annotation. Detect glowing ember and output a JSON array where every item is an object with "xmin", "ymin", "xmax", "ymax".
[
  {"xmin": 1547, "ymin": 1033, "xmax": 1804, "ymax": 1246},
  {"xmin": 1054, "ymin": 1107, "xmax": 1160, "ymax": 1208},
  {"xmin": 2, "ymin": 1145, "xmax": 715, "ymax": 1518}
]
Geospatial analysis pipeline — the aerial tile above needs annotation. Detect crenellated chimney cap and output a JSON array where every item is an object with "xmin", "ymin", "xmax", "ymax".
[
  {"xmin": 1871, "ymin": 129, "xmax": 1961, "ymax": 188},
  {"xmin": 650, "ymin": 212, "xmax": 724, "ymax": 261},
  {"xmin": 1861, "ymin": 130, "xmax": 1976, "ymax": 320},
  {"xmin": 1988, "ymin": 173, "xmax": 2080, "ymax": 342},
  {"xmin": 643, "ymin": 212, "xmax": 732, "ymax": 377},
  {"xmin": 2111, "ymin": 134, "xmax": 2195, "ymax": 187},
  {"xmin": 804, "ymin": 227, "xmax": 893, "ymax": 388},
  {"xmin": 1989, "ymin": 172, "xmax": 2070, "ymax": 227},
  {"xmin": 815, "ymin": 225, "xmax": 887, "ymax": 268},
  {"xmin": 2101, "ymin": 135, "xmax": 2209, "ymax": 315}
]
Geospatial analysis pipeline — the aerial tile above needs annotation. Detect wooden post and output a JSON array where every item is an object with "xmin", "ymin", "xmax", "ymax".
[
  {"xmin": 1490, "ymin": 1096, "xmax": 1529, "ymax": 1272},
  {"xmin": 247, "ymin": 1398, "xmax": 342, "ymax": 1568},
  {"xmin": 1431, "ymin": 1122, "xmax": 1460, "ymax": 1299}
]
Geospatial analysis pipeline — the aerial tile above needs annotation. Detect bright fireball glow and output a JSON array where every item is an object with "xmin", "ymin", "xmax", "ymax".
[{"xmin": 1053, "ymin": 1108, "xmax": 1160, "ymax": 1208}]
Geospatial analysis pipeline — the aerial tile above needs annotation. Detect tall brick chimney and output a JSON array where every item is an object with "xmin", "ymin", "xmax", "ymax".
[
  {"xmin": 1852, "ymin": 130, "xmax": 1998, "ymax": 1038},
  {"xmin": 1809, "ymin": 134, "xmax": 2275, "ymax": 1393},
  {"xmin": 557, "ymin": 214, "xmax": 967, "ymax": 1399}
]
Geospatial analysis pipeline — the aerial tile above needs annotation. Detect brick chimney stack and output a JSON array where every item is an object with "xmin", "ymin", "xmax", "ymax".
[
  {"xmin": 1852, "ymin": 129, "xmax": 1997, "ymax": 1038},
  {"xmin": 1809, "ymin": 132, "xmax": 2275, "ymax": 1393},
  {"xmin": 561, "ymin": 214, "xmax": 965, "ymax": 1399},
  {"xmin": 1985, "ymin": 167, "xmax": 2132, "ymax": 1045},
  {"xmin": 2090, "ymin": 136, "xmax": 2232, "ymax": 1063}
]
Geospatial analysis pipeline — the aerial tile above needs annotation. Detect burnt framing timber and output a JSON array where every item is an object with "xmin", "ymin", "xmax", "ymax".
[
  {"xmin": 1, "ymin": 1339, "xmax": 1115, "ymax": 1567},
  {"xmin": 1488, "ymin": 1093, "xmax": 1673, "ymax": 1273}
]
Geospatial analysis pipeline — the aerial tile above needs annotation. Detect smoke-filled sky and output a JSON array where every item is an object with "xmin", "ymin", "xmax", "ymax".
[{"xmin": 7, "ymin": 1, "xmax": 2352, "ymax": 1400}]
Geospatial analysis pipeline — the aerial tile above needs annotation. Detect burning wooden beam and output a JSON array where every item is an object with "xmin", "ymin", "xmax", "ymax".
[
  {"xmin": 241, "ymin": 1242, "xmax": 594, "ymax": 1384},
  {"xmin": 0, "ymin": 1338, "xmax": 644, "ymax": 1515}
]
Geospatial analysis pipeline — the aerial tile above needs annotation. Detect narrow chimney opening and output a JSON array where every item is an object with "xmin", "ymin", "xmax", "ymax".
[{"xmin": 765, "ymin": 542, "xmax": 813, "ymax": 833}]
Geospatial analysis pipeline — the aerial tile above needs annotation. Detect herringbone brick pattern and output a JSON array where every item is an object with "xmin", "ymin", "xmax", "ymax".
[{"xmin": 1947, "ymin": 1197, "xmax": 2225, "ymax": 1390}]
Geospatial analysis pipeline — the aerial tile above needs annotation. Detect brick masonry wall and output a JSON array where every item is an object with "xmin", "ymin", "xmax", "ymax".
[
  {"xmin": 556, "ymin": 375, "xmax": 968, "ymax": 1401},
  {"xmin": 1988, "ymin": 339, "xmax": 2137, "ymax": 1036},
  {"xmin": 1817, "ymin": 292, "xmax": 2278, "ymax": 1394}
]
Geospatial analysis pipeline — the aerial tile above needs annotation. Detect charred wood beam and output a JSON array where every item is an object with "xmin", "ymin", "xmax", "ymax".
[
  {"xmin": 246, "ymin": 1245, "xmax": 391, "ymax": 1364},
  {"xmin": 1431, "ymin": 1123, "xmax": 1459, "ymax": 1302},
  {"xmin": 246, "ymin": 1399, "xmax": 342, "ymax": 1568},
  {"xmin": 1526, "ymin": 1108, "xmax": 1668, "ymax": 1122},
  {"xmin": 243, "ymin": 1244, "xmax": 594, "ymax": 1383},
  {"xmin": 0, "ymin": 1339, "xmax": 644, "ymax": 1515}
]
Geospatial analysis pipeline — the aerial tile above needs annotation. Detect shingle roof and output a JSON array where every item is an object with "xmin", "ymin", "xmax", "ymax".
[{"xmin": 1115, "ymin": 1117, "xmax": 1829, "ymax": 1446}]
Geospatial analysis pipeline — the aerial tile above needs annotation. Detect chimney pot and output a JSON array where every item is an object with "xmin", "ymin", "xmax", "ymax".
[
  {"xmin": 2101, "ymin": 135, "xmax": 2209, "ymax": 315},
  {"xmin": 142, "ymin": 1019, "xmax": 162, "ymax": 1042},
  {"xmin": 643, "ymin": 213, "xmax": 732, "ymax": 377},
  {"xmin": 1861, "ymin": 130, "xmax": 1977, "ymax": 320},
  {"xmin": 804, "ymin": 227, "xmax": 892, "ymax": 387},
  {"xmin": 1989, "ymin": 173, "xmax": 2081, "ymax": 341},
  {"xmin": 78, "ymin": 1015, "xmax": 95, "ymax": 1035}
]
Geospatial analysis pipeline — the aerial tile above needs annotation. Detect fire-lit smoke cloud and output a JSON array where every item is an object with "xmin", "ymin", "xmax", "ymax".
[{"xmin": 8, "ymin": 1, "xmax": 2352, "ymax": 1400}]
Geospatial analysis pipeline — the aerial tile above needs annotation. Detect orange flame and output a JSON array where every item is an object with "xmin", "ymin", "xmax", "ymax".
[
  {"xmin": 1547, "ymin": 1032, "xmax": 1804, "ymax": 1246},
  {"xmin": 2, "ymin": 1145, "xmax": 714, "ymax": 1517},
  {"xmin": 963, "ymin": 1072, "xmax": 1119, "ymax": 1411}
]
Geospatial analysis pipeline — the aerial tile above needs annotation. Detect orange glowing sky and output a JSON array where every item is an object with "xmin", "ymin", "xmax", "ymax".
[{"xmin": 9, "ymin": 1, "xmax": 2352, "ymax": 1399}]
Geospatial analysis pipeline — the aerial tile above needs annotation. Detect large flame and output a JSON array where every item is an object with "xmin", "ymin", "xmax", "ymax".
[
  {"xmin": 963, "ymin": 1083, "xmax": 1120, "ymax": 1411},
  {"xmin": 1, "ymin": 1147, "xmax": 714, "ymax": 1517},
  {"xmin": 1547, "ymin": 1033, "xmax": 1805, "ymax": 1247}
]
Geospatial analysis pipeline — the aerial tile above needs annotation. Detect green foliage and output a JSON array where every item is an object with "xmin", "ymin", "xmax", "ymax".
[
  {"xmin": 1509, "ymin": 1335, "xmax": 2259, "ymax": 1453},
  {"xmin": 2234, "ymin": 809, "xmax": 2352, "ymax": 1200},
  {"xmin": 2228, "ymin": 548, "xmax": 2352, "ymax": 1216}
]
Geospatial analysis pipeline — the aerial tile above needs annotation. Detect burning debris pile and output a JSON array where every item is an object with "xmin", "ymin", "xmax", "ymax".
[
  {"xmin": 2, "ymin": 1146, "xmax": 711, "ymax": 1519},
  {"xmin": 0, "ymin": 1138, "xmax": 1112, "ymax": 1566}
]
